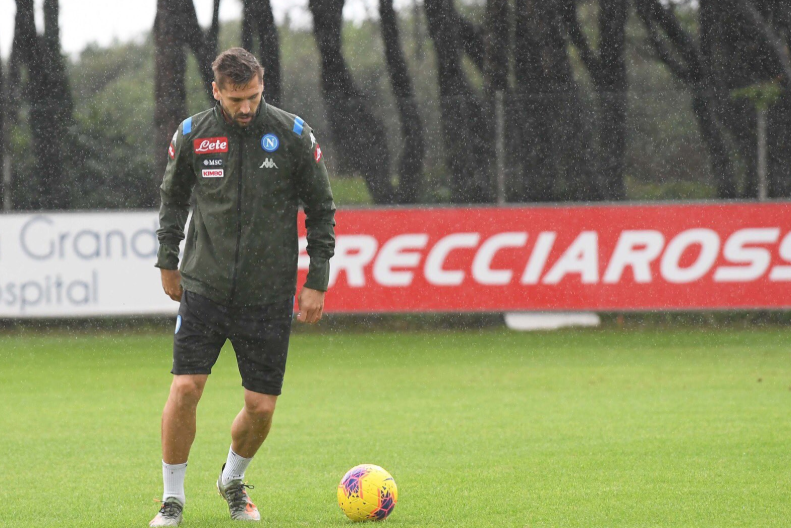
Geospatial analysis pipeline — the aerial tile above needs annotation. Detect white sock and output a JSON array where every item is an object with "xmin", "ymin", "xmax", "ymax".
[
  {"xmin": 222, "ymin": 447, "xmax": 253, "ymax": 485},
  {"xmin": 162, "ymin": 461, "xmax": 187, "ymax": 505}
]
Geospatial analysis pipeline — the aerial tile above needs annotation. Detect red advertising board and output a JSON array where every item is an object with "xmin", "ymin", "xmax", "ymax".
[{"xmin": 296, "ymin": 202, "xmax": 791, "ymax": 312}]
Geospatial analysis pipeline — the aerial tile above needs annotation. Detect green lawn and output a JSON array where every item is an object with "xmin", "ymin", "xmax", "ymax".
[{"xmin": 0, "ymin": 328, "xmax": 788, "ymax": 527}]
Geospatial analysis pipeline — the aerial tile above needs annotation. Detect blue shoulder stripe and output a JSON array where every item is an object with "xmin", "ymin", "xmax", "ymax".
[
  {"xmin": 182, "ymin": 117, "xmax": 192, "ymax": 135},
  {"xmin": 292, "ymin": 116, "xmax": 304, "ymax": 136}
]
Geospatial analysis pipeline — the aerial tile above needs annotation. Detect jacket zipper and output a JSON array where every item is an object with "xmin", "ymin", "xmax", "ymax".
[{"xmin": 228, "ymin": 135, "xmax": 244, "ymax": 304}]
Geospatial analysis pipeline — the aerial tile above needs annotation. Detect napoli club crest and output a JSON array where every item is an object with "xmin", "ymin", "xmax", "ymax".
[{"xmin": 261, "ymin": 134, "xmax": 279, "ymax": 152}]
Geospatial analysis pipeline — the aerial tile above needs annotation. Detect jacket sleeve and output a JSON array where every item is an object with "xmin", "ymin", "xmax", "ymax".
[
  {"xmin": 156, "ymin": 121, "xmax": 196, "ymax": 270},
  {"xmin": 295, "ymin": 122, "xmax": 336, "ymax": 291}
]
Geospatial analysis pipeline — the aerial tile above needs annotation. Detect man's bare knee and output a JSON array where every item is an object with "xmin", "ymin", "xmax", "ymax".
[
  {"xmin": 170, "ymin": 375, "xmax": 207, "ymax": 407},
  {"xmin": 244, "ymin": 392, "xmax": 277, "ymax": 422}
]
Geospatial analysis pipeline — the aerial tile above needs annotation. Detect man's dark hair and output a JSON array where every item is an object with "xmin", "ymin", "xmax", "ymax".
[{"xmin": 212, "ymin": 47, "xmax": 264, "ymax": 89}]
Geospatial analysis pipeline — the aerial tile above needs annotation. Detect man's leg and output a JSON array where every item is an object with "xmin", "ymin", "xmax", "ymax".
[
  {"xmin": 231, "ymin": 390, "xmax": 278, "ymax": 457},
  {"xmin": 217, "ymin": 299, "xmax": 291, "ymax": 521},
  {"xmin": 160, "ymin": 374, "xmax": 208, "ymax": 504},
  {"xmin": 162, "ymin": 374, "xmax": 208, "ymax": 464},
  {"xmin": 150, "ymin": 374, "xmax": 208, "ymax": 527},
  {"xmin": 220, "ymin": 390, "xmax": 277, "ymax": 486},
  {"xmin": 216, "ymin": 391, "xmax": 277, "ymax": 521},
  {"xmin": 152, "ymin": 290, "xmax": 228, "ymax": 526}
]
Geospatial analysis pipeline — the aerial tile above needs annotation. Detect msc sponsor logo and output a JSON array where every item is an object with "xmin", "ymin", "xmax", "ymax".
[
  {"xmin": 202, "ymin": 169, "xmax": 224, "ymax": 178},
  {"xmin": 194, "ymin": 137, "xmax": 228, "ymax": 154},
  {"xmin": 203, "ymin": 159, "xmax": 223, "ymax": 167}
]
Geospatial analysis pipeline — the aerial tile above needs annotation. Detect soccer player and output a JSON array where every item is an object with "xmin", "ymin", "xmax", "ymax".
[{"xmin": 149, "ymin": 47, "xmax": 335, "ymax": 526}]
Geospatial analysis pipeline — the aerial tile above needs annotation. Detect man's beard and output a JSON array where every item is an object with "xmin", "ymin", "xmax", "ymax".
[{"xmin": 222, "ymin": 103, "xmax": 254, "ymax": 127}]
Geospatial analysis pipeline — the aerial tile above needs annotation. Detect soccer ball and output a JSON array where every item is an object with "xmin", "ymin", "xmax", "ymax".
[{"xmin": 337, "ymin": 464, "xmax": 398, "ymax": 521}]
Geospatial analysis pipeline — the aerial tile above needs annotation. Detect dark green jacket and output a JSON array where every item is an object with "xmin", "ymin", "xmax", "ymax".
[{"xmin": 156, "ymin": 99, "xmax": 336, "ymax": 306}]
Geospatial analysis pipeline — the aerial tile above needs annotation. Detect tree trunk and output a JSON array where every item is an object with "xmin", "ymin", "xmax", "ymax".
[
  {"xmin": 379, "ymin": 0, "xmax": 425, "ymax": 203},
  {"xmin": 424, "ymin": 0, "xmax": 492, "ymax": 203},
  {"xmin": 456, "ymin": 13, "xmax": 486, "ymax": 73},
  {"xmin": 41, "ymin": 0, "xmax": 71, "ymax": 210},
  {"xmin": 483, "ymin": 0, "xmax": 510, "ymax": 202},
  {"xmin": 6, "ymin": 10, "xmax": 24, "ymax": 211},
  {"xmin": 514, "ymin": 0, "xmax": 595, "ymax": 202},
  {"xmin": 182, "ymin": 0, "xmax": 221, "ymax": 104},
  {"xmin": 731, "ymin": 0, "xmax": 791, "ymax": 198},
  {"xmin": 700, "ymin": 0, "xmax": 760, "ymax": 198},
  {"xmin": 595, "ymin": 0, "xmax": 628, "ymax": 200},
  {"xmin": 766, "ymin": 2, "xmax": 791, "ymax": 197},
  {"xmin": 0, "ymin": 38, "xmax": 5, "ymax": 210},
  {"xmin": 767, "ymin": 95, "xmax": 791, "ymax": 197},
  {"xmin": 484, "ymin": 0, "xmax": 509, "ymax": 96},
  {"xmin": 309, "ymin": 0, "xmax": 394, "ymax": 204},
  {"xmin": 512, "ymin": 0, "xmax": 532, "ymax": 200},
  {"xmin": 636, "ymin": 0, "xmax": 739, "ymax": 199},
  {"xmin": 764, "ymin": 1, "xmax": 791, "ymax": 198},
  {"xmin": 737, "ymin": 0, "xmax": 791, "ymax": 90},
  {"xmin": 242, "ymin": 0, "xmax": 281, "ymax": 107},
  {"xmin": 12, "ymin": 0, "xmax": 71, "ymax": 210},
  {"xmin": 561, "ymin": 0, "xmax": 627, "ymax": 200},
  {"xmin": 154, "ymin": 0, "xmax": 188, "ymax": 192},
  {"xmin": 13, "ymin": 0, "xmax": 43, "ymax": 209}
]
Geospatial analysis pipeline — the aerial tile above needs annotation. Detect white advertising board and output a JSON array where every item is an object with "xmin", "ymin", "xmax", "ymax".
[{"xmin": 0, "ymin": 211, "xmax": 181, "ymax": 317}]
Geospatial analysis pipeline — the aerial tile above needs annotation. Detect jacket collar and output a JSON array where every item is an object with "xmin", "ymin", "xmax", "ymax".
[{"xmin": 213, "ymin": 96, "xmax": 269, "ymax": 135}]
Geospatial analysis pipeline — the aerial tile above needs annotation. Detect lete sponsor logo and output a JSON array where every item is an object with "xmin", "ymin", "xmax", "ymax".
[
  {"xmin": 202, "ymin": 169, "xmax": 224, "ymax": 178},
  {"xmin": 194, "ymin": 137, "xmax": 229, "ymax": 154}
]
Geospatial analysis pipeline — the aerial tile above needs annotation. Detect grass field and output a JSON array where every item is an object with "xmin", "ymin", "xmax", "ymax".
[{"xmin": 0, "ymin": 327, "xmax": 789, "ymax": 527}]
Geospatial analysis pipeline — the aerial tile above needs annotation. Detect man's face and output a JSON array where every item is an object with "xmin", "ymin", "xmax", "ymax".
[{"xmin": 212, "ymin": 75, "xmax": 264, "ymax": 127}]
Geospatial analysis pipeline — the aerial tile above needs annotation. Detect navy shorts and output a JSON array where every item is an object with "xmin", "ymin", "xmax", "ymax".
[{"xmin": 172, "ymin": 290, "xmax": 293, "ymax": 395}]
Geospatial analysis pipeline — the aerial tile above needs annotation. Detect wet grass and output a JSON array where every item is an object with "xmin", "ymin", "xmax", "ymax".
[{"xmin": 0, "ymin": 327, "xmax": 789, "ymax": 527}]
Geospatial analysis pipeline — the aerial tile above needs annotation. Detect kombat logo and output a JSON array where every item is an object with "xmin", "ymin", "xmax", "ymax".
[
  {"xmin": 259, "ymin": 158, "xmax": 278, "ymax": 169},
  {"xmin": 203, "ymin": 159, "xmax": 223, "ymax": 167},
  {"xmin": 193, "ymin": 137, "xmax": 229, "ymax": 154}
]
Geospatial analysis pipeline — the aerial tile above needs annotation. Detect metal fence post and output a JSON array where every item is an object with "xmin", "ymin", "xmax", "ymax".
[
  {"xmin": 3, "ymin": 155, "xmax": 10, "ymax": 211},
  {"xmin": 495, "ymin": 90, "xmax": 505, "ymax": 205},
  {"xmin": 757, "ymin": 107, "xmax": 768, "ymax": 201}
]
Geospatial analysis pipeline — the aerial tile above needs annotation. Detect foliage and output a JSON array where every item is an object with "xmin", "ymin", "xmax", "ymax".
[
  {"xmin": 3, "ymin": 5, "xmax": 725, "ymax": 209},
  {"xmin": 731, "ymin": 80, "xmax": 784, "ymax": 111},
  {"xmin": 66, "ymin": 41, "xmax": 158, "ymax": 209},
  {"xmin": 624, "ymin": 174, "xmax": 717, "ymax": 200},
  {"xmin": 324, "ymin": 176, "xmax": 372, "ymax": 205}
]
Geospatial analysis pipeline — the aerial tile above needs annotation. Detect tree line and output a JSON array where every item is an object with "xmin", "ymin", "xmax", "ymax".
[{"xmin": 2, "ymin": 0, "xmax": 791, "ymax": 211}]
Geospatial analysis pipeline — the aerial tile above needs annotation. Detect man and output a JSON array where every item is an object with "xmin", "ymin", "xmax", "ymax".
[{"xmin": 150, "ymin": 47, "xmax": 335, "ymax": 527}]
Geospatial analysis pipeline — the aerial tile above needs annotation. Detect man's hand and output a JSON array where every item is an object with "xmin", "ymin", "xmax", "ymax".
[
  {"xmin": 161, "ymin": 269, "xmax": 183, "ymax": 302},
  {"xmin": 297, "ymin": 287, "xmax": 325, "ymax": 324}
]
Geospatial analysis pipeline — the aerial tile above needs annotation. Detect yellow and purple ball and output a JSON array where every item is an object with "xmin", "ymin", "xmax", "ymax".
[{"xmin": 337, "ymin": 464, "xmax": 398, "ymax": 521}]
